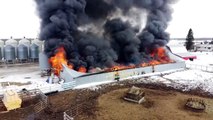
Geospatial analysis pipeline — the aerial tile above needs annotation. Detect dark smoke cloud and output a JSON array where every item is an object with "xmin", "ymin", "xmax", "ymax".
[
  {"xmin": 137, "ymin": 0, "xmax": 173, "ymax": 51},
  {"xmin": 75, "ymin": 33, "xmax": 118, "ymax": 68},
  {"xmin": 85, "ymin": 0, "xmax": 115, "ymax": 19},
  {"xmin": 104, "ymin": 19, "xmax": 141, "ymax": 64},
  {"xmin": 35, "ymin": 0, "xmax": 176, "ymax": 70}
]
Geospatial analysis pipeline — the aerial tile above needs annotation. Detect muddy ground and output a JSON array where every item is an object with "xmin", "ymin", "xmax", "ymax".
[
  {"xmin": 0, "ymin": 80, "xmax": 212, "ymax": 120},
  {"xmin": 96, "ymin": 88, "xmax": 213, "ymax": 120}
]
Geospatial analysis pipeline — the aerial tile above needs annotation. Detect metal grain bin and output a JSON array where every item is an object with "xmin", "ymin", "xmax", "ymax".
[
  {"xmin": 32, "ymin": 38, "xmax": 43, "ymax": 52},
  {"xmin": 17, "ymin": 44, "xmax": 28, "ymax": 60},
  {"xmin": 19, "ymin": 37, "xmax": 30, "ymax": 47},
  {"xmin": 4, "ymin": 45, "xmax": 15, "ymax": 61},
  {"xmin": 0, "ymin": 39, "xmax": 4, "ymax": 46},
  {"xmin": 30, "ymin": 44, "xmax": 39, "ymax": 59},
  {"xmin": 5, "ymin": 37, "xmax": 17, "ymax": 47},
  {"xmin": 0, "ymin": 48, "xmax": 2, "ymax": 60},
  {"xmin": 0, "ymin": 39, "xmax": 4, "ymax": 58},
  {"xmin": 39, "ymin": 52, "xmax": 51, "ymax": 70},
  {"xmin": 19, "ymin": 37, "xmax": 30, "ymax": 57},
  {"xmin": 5, "ymin": 37, "xmax": 18, "ymax": 58}
]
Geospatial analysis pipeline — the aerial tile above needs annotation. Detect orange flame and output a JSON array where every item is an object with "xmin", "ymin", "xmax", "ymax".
[
  {"xmin": 49, "ymin": 47, "xmax": 73, "ymax": 76},
  {"xmin": 68, "ymin": 64, "xmax": 74, "ymax": 69},
  {"xmin": 150, "ymin": 47, "xmax": 174, "ymax": 64},
  {"xmin": 50, "ymin": 47, "xmax": 174, "ymax": 74},
  {"xmin": 110, "ymin": 64, "xmax": 135, "ymax": 72},
  {"xmin": 140, "ymin": 62, "xmax": 149, "ymax": 67},
  {"xmin": 78, "ymin": 66, "xmax": 87, "ymax": 73},
  {"xmin": 149, "ymin": 60, "xmax": 161, "ymax": 65},
  {"xmin": 111, "ymin": 47, "xmax": 174, "ymax": 71}
]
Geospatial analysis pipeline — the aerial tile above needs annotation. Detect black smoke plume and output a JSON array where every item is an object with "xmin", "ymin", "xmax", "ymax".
[{"xmin": 35, "ymin": 0, "xmax": 176, "ymax": 70}]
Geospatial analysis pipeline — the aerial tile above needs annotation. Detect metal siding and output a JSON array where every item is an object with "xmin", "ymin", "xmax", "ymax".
[
  {"xmin": 17, "ymin": 44, "xmax": 28, "ymax": 60},
  {"xmin": 74, "ymin": 72, "xmax": 113, "ymax": 86},
  {"xmin": 118, "ymin": 67, "xmax": 153, "ymax": 79},
  {"xmin": 154, "ymin": 62, "xmax": 185, "ymax": 72},
  {"xmin": 0, "ymin": 48, "xmax": 1, "ymax": 60},
  {"xmin": 0, "ymin": 41, "xmax": 3, "ymax": 59},
  {"xmin": 32, "ymin": 38, "xmax": 43, "ymax": 52},
  {"xmin": 30, "ymin": 44, "xmax": 39, "ymax": 59},
  {"xmin": 39, "ymin": 52, "xmax": 51, "ymax": 70},
  {"xmin": 61, "ymin": 62, "xmax": 186, "ymax": 89},
  {"xmin": 4, "ymin": 45, "xmax": 16, "ymax": 61},
  {"xmin": 65, "ymin": 66, "xmax": 153, "ymax": 86},
  {"xmin": 61, "ymin": 67, "xmax": 74, "ymax": 82}
]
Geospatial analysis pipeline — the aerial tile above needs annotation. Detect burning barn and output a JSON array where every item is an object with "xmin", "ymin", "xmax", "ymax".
[
  {"xmin": 59, "ymin": 55, "xmax": 185, "ymax": 86},
  {"xmin": 39, "ymin": 47, "xmax": 185, "ymax": 87},
  {"xmin": 36, "ymin": 0, "xmax": 185, "ymax": 87}
]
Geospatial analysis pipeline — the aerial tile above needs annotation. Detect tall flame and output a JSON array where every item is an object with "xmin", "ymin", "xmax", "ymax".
[
  {"xmin": 49, "ymin": 47, "xmax": 73, "ymax": 76},
  {"xmin": 149, "ymin": 47, "xmax": 173, "ymax": 65},
  {"xmin": 50, "ymin": 47, "xmax": 174, "ymax": 74}
]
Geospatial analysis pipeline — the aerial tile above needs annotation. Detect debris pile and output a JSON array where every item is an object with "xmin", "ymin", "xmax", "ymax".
[
  {"xmin": 185, "ymin": 98, "xmax": 206, "ymax": 112},
  {"xmin": 123, "ymin": 86, "xmax": 145, "ymax": 104}
]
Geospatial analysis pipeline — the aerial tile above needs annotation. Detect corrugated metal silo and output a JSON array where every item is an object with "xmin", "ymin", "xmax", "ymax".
[
  {"xmin": 19, "ymin": 37, "xmax": 30, "ymax": 57},
  {"xmin": 39, "ymin": 52, "xmax": 51, "ymax": 70},
  {"xmin": 30, "ymin": 43, "xmax": 39, "ymax": 60},
  {"xmin": 32, "ymin": 38, "xmax": 43, "ymax": 52},
  {"xmin": 0, "ymin": 40, "xmax": 4, "ymax": 60},
  {"xmin": 5, "ymin": 37, "xmax": 17, "ymax": 47},
  {"xmin": 0, "ymin": 39, "xmax": 4, "ymax": 46},
  {"xmin": 17, "ymin": 44, "xmax": 28, "ymax": 61},
  {"xmin": 4, "ymin": 45, "xmax": 16, "ymax": 61},
  {"xmin": 0, "ymin": 48, "xmax": 2, "ymax": 60},
  {"xmin": 5, "ymin": 37, "xmax": 18, "ymax": 58},
  {"xmin": 19, "ymin": 37, "xmax": 30, "ymax": 47}
]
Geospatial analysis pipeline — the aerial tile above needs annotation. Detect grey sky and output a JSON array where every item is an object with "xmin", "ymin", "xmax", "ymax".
[{"xmin": 167, "ymin": 0, "xmax": 213, "ymax": 38}]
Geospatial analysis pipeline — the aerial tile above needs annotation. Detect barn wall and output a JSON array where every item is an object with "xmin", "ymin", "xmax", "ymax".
[{"xmin": 60, "ymin": 62, "xmax": 186, "ymax": 89}]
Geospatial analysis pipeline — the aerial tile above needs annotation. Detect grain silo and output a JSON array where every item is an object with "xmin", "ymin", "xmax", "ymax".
[
  {"xmin": 32, "ymin": 38, "xmax": 43, "ymax": 53},
  {"xmin": 39, "ymin": 52, "xmax": 50, "ymax": 69},
  {"xmin": 17, "ymin": 44, "xmax": 28, "ymax": 62},
  {"xmin": 5, "ymin": 37, "xmax": 18, "ymax": 59},
  {"xmin": 0, "ymin": 39, "xmax": 4, "ymax": 61},
  {"xmin": 30, "ymin": 43, "xmax": 39, "ymax": 61},
  {"xmin": 4, "ymin": 45, "xmax": 16, "ymax": 63},
  {"xmin": 19, "ymin": 37, "xmax": 30, "ymax": 58},
  {"xmin": 0, "ymin": 47, "xmax": 2, "ymax": 61}
]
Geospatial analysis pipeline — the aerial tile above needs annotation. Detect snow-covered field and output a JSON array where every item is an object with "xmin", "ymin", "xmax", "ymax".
[
  {"xmin": 0, "ymin": 64, "xmax": 61, "ymax": 94},
  {"xmin": 149, "ymin": 69, "xmax": 213, "ymax": 94},
  {"xmin": 187, "ymin": 52, "xmax": 213, "ymax": 66}
]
